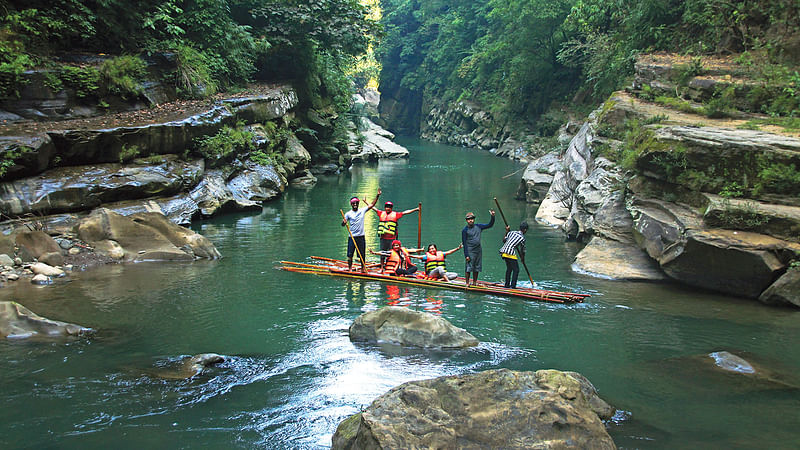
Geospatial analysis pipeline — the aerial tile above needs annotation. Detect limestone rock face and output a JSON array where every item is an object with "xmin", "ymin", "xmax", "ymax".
[
  {"xmin": 332, "ymin": 368, "xmax": 616, "ymax": 450},
  {"xmin": 348, "ymin": 119, "xmax": 410, "ymax": 162},
  {"xmin": 629, "ymin": 198, "xmax": 799, "ymax": 298},
  {"xmin": 0, "ymin": 301, "xmax": 93, "ymax": 339},
  {"xmin": 640, "ymin": 126, "xmax": 800, "ymax": 197},
  {"xmin": 0, "ymin": 134, "xmax": 56, "ymax": 181},
  {"xmin": 349, "ymin": 306, "xmax": 478, "ymax": 348},
  {"xmin": 0, "ymin": 156, "xmax": 204, "ymax": 217},
  {"xmin": 572, "ymin": 237, "xmax": 666, "ymax": 280},
  {"xmin": 517, "ymin": 152, "xmax": 561, "ymax": 203},
  {"xmin": 77, "ymin": 208, "xmax": 220, "ymax": 261},
  {"xmin": 759, "ymin": 267, "xmax": 800, "ymax": 307}
]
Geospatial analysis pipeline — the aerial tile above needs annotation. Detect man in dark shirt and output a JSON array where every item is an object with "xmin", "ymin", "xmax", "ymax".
[{"xmin": 461, "ymin": 210, "xmax": 495, "ymax": 286}]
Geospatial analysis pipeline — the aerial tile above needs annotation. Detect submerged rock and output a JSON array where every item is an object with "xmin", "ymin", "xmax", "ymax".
[
  {"xmin": 148, "ymin": 353, "xmax": 226, "ymax": 380},
  {"xmin": 349, "ymin": 306, "xmax": 478, "ymax": 348},
  {"xmin": 332, "ymin": 368, "xmax": 616, "ymax": 449},
  {"xmin": 709, "ymin": 351, "xmax": 755, "ymax": 374},
  {"xmin": 0, "ymin": 301, "xmax": 93, "ymax": 339},
  {"xmin": 658, "ymin": 351, "xmax": 800, "ymax": 391}
]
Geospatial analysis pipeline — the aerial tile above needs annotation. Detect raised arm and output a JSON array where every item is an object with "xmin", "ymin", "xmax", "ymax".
[
  {"xmin": 443, "ymin": 243, "xmax": 463, "ymax": 256},
  {"xmin": 479, "ymin": 212, "xmax": 496, "ymax": 229},
  {"xmin": 365, "ymin": 188, "xmax": 381, "ymax": 211},
  {"xmin": 401, "ymin": 205, "xmax": 420, "ymax": 215}
]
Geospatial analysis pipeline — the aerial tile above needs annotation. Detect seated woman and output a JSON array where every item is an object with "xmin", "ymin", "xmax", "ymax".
[
  {"xmin": 410, "ymin": 243, "xmax": 463, "ymax": 282},
  {"xmin": 369, "ymin": 240, "xmax": 422, "ymax": 276}
]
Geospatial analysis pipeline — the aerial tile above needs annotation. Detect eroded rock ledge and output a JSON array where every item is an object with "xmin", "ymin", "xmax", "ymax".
[{"xmin": 522, "ymin": 54, "xmax": 800, "ymax": 306}]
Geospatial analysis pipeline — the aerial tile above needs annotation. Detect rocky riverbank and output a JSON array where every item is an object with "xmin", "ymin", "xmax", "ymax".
[
  {"xmin": 0, "ymin": 70, "xmax": 408, "ymax": 292},
  {"xmin": 519, "ymin": 54, "xmax": 800, "ymax": 307}
]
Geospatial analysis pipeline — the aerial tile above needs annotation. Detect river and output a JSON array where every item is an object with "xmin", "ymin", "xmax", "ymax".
[{"xmin": 1, "ymin": 138, "xmax": 798, "ymax": 449}]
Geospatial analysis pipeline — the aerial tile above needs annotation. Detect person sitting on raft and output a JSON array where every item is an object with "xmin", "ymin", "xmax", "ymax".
[
  {"xmin": 410, "ymin": 243, "xmax": 463, "ymax": 282},
  {"xmin": 370, "ymin": 240, "xmax": 422, "ymax": 276}
]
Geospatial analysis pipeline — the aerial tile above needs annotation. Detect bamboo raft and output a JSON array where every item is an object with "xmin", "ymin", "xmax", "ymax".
[{"xmin": 278, "ymin": 256, "xmax": 589, "ymax": 304}]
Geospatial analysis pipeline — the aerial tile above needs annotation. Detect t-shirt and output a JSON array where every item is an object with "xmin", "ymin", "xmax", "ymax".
[
  {"xmin": 499, "ymin": 230, "xmax": 526, "ymax": 257},
  {"xmin": 344, "ymin": 207, "xmax": 369, "ymax": 236}
]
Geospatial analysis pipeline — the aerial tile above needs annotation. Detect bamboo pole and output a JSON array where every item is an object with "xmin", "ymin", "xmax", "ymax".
[{"xmin": 340, "ymin": 209, "xmax": 366, "ymax": 271}]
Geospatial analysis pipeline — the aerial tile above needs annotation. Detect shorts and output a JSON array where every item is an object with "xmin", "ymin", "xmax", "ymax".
[{"xmin": 347, "ymin": 235, "xmax": 366, "ymax": 260}]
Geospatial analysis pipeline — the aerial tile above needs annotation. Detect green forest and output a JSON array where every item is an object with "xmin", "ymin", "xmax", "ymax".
[
  {"xmin": 379, "ymin": 0, "xmax": 800, "ymax": 132},
  {"xmin": 2, "ymin": 1, "xmax": 799, "ymax": 133}
]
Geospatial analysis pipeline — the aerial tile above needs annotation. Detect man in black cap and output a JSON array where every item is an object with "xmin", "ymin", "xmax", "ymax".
[{"xmin": 461, "ymin": 209, "xmax": 495, "ymax": 286}]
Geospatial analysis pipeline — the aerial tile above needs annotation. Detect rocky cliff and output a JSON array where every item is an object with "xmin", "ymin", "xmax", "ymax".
[{"xmin": 523, "ymin": 54, "xmax": 800, "ymax": 307}]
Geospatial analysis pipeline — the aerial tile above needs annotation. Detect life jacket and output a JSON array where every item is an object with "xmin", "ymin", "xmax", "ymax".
[
  {"xmin": 377, "ymin": 210, "xmax": 400, "ymax": 238},
  {"xmin": 384, "ymin": 247, "xmax": 412, "ymax": 273},
  {"xmin": 424, "ymin": 251, "xmax": 446, "ymax": 273}
]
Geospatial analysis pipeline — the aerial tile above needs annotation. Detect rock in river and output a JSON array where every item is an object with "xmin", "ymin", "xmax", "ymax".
[
  {"xmin": 349, "ymin": 306, "xmax": 478, "ymax": 348},
  {"xmin": 332, "ymin": 368, "xmax": 616, "ymax": 449},
  {"xmin": 148, "ymin": 353, "xmax": 226, "ymax": 380},
  {"xmin": 0, "ymin": 301, "xmax": 93, "ymax": 339}
]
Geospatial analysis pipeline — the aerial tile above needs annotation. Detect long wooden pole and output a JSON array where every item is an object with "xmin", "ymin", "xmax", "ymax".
[
  {"xmin": 493, "ymin": 197, "xmax": 535, "ymax": 286},
  {"xmin": 340, "ymin": 209, "xmax": 366, "ymax": 270},
  {"xmin": 417, "ymin": 202, "xmax": 422, "ymax": 249}
]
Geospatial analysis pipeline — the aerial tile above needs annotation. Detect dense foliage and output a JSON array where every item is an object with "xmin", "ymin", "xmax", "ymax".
[
  {"xmin": 378, "ymin": 0, "xmax": 800, "ymax": 127},
  {"xmin": 0, "ymin": 0, "xmax": 379, "ymax": 106}
]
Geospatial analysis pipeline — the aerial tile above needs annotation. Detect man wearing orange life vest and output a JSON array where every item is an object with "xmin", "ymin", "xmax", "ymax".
[
  {"xmin": 375, "ymin": 201, "xmax": 420, "ymax": 265},
  {"xmin": 370, "ymin": 240, "xmax": 422, "ymax": 276},
  {"xmin": 410, "ymin": 243, "xmax": 463, "ymax": 282}
]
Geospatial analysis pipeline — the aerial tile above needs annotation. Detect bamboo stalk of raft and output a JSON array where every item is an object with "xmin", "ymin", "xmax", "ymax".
[
  {"xmin": 311, "ymin": 257, "xmax": 590, "ymax": 299},
  {"xmin": 278, "ymin": 259, "xmax": 588, "ymax": 303}
]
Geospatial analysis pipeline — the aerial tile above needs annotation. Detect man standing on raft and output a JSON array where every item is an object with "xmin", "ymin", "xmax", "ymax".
[
  {"xmin": 342, "ymin": 189, "xmax": 381, "ymax": 271},
  {"xmin": 462, "ymin": 209, "xmax": 495, "ymax": 286},
  {"xmin": 375, "ymin": 200, "xmax": 420, "ymax": 265}
]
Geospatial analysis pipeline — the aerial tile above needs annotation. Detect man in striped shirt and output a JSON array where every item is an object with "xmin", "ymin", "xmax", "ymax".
[{"xmin": 499, "ymin": 221, "xmax": 528, "ymax": 288}]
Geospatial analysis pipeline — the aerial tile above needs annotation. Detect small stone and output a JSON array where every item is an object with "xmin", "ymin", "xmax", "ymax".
[
  {"xmin": 6, "ymin": 273, "xmax": 19, "ymax": 281},
  {"xmin": 13, "ymin": 257, "xmax": 22, "ymax": 266},
  {"xmin": 29, "ymin": 262, "xmax": 65, "ymax": 277},
  {"xmin": 68, "ymin": 247, "xmax": 81, "ymax": 255},
  {"xmin": 31, "ymin": 274, "xmax": 51, "ymax": 285},
  {"xmin": 0, "ymin": 254, "xmax": 14, "ymax": 267}
]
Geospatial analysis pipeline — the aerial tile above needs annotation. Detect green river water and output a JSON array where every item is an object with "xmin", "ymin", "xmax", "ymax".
[{"xmin": 1, "ymin": 138, "xmax": 798, "ymax": 449}]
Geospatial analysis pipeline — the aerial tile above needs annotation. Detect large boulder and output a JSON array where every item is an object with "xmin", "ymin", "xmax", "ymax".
[
  {"xmin": 349, "ymin": 306, "xmax": 478, "ymax": 348},
  {"xmin": 572, "ymin": 236, "xmax": 666, "ymax": 280},
  {"xmin": 332, "ymin": 368, "xmax": 616, "ymax": 449},
  {"xmin": 0, "ymin": 301, "xmax": 93, "ymax": 339},
  {"xmin": 15, "ymin": 230, "xmax": 62, "ymax": 262},
  {"xmin": 629, "ymin": 198, "xmax": 799, "ymax": 298},
  {"xmin": 349, "ymin": 119, "xmax": 410, "ymax": 162},
  {"xmin": 77, "ymin": 208, "xmax": 220, "ymax": 261},
  {"xmin": 759, "ymin": 266, "xmax": 800, "ymax": 307}
]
